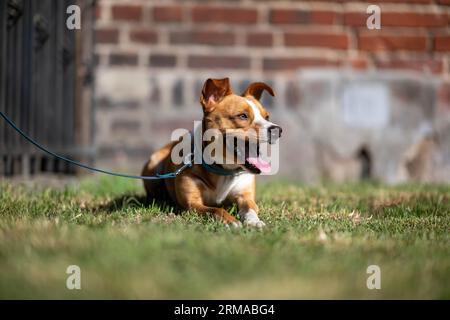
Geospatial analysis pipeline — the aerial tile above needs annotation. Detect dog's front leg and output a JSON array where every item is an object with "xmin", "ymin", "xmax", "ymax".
[
  {"xmin": 235, "ymin": 194, "xmax": 265, "ymax": 228},
  {"xmin": 192, "ymin": 204, "xmax": 242, "ymax": 228},
  {"xmin": 175, "ymin": 176, "xmax": 241, "ymax": 227}
]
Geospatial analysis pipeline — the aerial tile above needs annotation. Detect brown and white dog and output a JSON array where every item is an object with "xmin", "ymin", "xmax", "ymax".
[{"xmin": 141, "ymin": 78, "xmax": 282, "ymax": 228}]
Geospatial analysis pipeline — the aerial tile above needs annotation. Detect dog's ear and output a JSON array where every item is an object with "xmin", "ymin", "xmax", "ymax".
[
  {"xmin": 241, "ymin": 82, "xmax": 275, "ymax": 100},
  {"xmin": 200, "ymin": 78, "xmax": 232, "ymax": 112}
]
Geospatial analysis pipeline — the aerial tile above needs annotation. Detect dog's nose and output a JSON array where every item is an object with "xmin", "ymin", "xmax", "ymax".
[{"xmin": 268, "ymin": 125, "xmax": 282, "ymax": 144}]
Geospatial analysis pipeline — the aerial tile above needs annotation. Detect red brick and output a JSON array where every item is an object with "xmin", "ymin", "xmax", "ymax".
[
  {"xmin": 192, "ymin": 6, "xmax": 258, "ymax": 24},
  {"xmin": 358, "ymin": 33, "xmax": 427, "ymax": 52},
  {"xmin": 153, "ymin": 6, "xmax": 183, "ymax": 22},
  {"xmin": 246, "ymin": 32, "xmax": 273, "ymax": 47},
  {"xmin": 129, "ymin": 29, "xmax": 158, "ymax": 44},
  {"xmin": 96, "ymin": 28, "xmax": 119, "ymax": 44},
  {"xmin": 284, "ymin": 32, "xmax": 349, "ymax": 49},
  {"xmin": 112, "ymin": 5, "xmax": 142, "ymax": 21},
  {"xmin": 375, "ymin": 58, "xmax": 443, "ymax": 74},
  {"xmin": 344, "ymin": 56, "xmax": 370, "ymax": 70},
  {"xmin": 109, "ymin": 53, "xmax": 138, "ymax": 66},
  {"xmin": 371, "ymin": 0, "xmax": 432, "ymax": 2},
  {"xmin": 339, "ymin": 0, "xmax": 431, "ymax": 2},
  {"xmin": 438, "ymin": 83, "xmax": 450, "ymax": 112},
  {"xmin": 381, "ymin": 12, "xmax": 448, "ymax": 27},
  {"xmin": 149, "ymin": 54, "xmax": 177, "ymax": 67},
  {"xmin": 188, "ymin": 55, "xmax": 250, "ymax": 69},
  {"xmin": 170, "ymin": 31, "xmax": 235, "ymax": 46},
  {"xmin": 345, "ymin": 11, "xmax": 448, "ymax": 27},
  {"xmin": 435, "ymin": 35, "xmax": 450, "ymax": 51},
  {"xmin": 263, "ymin": 57, "xmax": 339, "ymax": 71},
  {"xmin": 95, "ymin": 5, "xmax": 101, "ymax": 19},
  {"xmin": 343, "ymin": 12, "xmax": 370, "ymax": 27},
  {"xmin": 270, "ymin": 9, "xmax": 338, "ymax": 25}
]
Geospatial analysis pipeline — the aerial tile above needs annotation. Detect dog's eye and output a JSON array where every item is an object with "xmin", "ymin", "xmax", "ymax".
[{"xmin": 237, "ymin": 113, "xmax": 248, "ymax": 120}]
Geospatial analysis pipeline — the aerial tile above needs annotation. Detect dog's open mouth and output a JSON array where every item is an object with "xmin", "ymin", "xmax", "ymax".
[
  {"xmin": 233, "ymin": 138, "xmax": 271, "ymax": 174},
  {"xmin": 245, "ymin": 156, "xmax": 271, "ymax": 174}
]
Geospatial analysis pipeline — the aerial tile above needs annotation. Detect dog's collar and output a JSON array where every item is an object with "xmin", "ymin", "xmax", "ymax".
[
  {"xmin": 201, "ymin": 159, "xmax": 245, "ymax": 177},
  {"xmin": 190, "ymin": 132, "xmax": 245, "ymax": 177}
]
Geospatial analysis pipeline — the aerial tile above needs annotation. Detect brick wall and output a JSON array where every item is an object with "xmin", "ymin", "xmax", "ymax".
[
  {"xmin": 94, "ymin": 0, "xmax": 450, "ymax": 182},
  {"xmin": 95, "ymin": 0, "xmax": 450, "ymax": 74}
]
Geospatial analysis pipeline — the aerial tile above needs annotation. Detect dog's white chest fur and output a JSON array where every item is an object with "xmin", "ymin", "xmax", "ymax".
[{"xmin": 208, "ymin": 173, "xmax": 254, "ymax": 205}]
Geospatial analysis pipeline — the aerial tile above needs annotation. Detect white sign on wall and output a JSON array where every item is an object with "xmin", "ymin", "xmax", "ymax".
[{"xmin": 341, "ymin": 82, "xmax": 390, "ymax": 128}]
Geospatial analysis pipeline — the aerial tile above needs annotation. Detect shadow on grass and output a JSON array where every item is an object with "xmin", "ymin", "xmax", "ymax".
[
  {"xmin": 90, "ymin": 193, "xmax": 241, "ymax": 226},
  {"xmin": 92, "ymin": 193, "xmax": 184, "ymax": 215}
]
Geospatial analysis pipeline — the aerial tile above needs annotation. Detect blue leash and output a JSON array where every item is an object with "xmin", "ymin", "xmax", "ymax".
[
  {"xmin": 201, "ymin": 161, "xmax": 243, "ymax": 176},
  {"xmin": 0, "ymin": 111, "xmax": 191, "ymax": 180}
]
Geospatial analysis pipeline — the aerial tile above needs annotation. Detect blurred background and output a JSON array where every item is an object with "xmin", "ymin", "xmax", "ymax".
[{"xmin": 1, "ymin": 0, "xmax": 450, "ymax": 184}]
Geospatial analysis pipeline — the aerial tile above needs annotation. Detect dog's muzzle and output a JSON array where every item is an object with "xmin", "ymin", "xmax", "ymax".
[{"xmin": 268, "ymin": 125, "xmax": 282, "ymax": 144}]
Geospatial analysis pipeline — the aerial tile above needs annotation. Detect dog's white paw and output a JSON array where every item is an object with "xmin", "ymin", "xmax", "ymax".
[
  {"xmin": 226, "ymin": 221, "xmax": 242, "ymax": 229},
  {"xmin": 231, "ymin": 221, "xmax": 243, "ymax": 229},
  {"xmin": 244, "ymin": 219, "xmax": 266, "ymax": 229},
  {"xmin": 240, "ymin": 210, "xmax": 265, "ymax": 229}
]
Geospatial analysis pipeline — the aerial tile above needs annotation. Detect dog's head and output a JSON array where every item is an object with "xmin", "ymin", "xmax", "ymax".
[{"xmin": 200, "ymin": 78, "xmax": 282, "ymax": 174}]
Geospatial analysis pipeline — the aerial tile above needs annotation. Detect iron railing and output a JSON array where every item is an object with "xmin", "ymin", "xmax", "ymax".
[{"xmin": 0, "ymin": 0, "xmax": 95, "ymax": 177}]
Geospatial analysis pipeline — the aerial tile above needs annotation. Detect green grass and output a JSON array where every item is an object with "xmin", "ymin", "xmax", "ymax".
[{"xmin": 0, "ymin": 176, "xmax": 449, "ymax": 299}]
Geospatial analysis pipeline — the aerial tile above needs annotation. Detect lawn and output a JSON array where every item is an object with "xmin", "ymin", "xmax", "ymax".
[{"xmin": 0, "ymin": 176, "xmax": 448, "ymax": 299}]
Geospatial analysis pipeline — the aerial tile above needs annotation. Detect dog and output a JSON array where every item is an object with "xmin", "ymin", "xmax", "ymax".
[{"xmin": 141, "ymin": 78, "xmax": 282, "ymax": 228}]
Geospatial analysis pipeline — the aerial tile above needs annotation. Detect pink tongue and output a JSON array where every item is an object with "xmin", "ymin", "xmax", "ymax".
[{"xmin": 246, "ymin": 157, "xmax": 271, "ymax": 173}]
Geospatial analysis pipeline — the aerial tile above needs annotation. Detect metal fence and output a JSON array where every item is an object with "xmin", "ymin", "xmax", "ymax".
[{"xmin": 0, "ymin": 0, "xmax": 95, "ymax": 177}]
